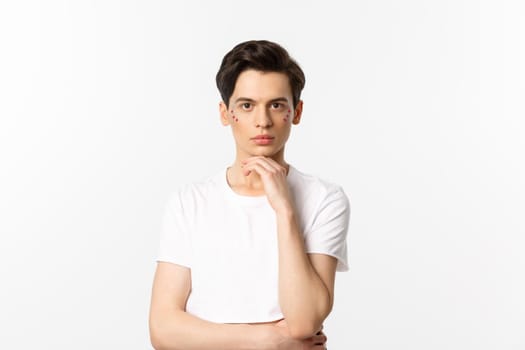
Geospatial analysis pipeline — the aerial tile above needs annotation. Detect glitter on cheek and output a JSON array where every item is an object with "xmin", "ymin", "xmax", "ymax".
[
  {"xmin": 230, "ymin": 110, "xmax": 238, "ymax": 122},
  {"xmin": 284, "ymin": 109, "xmax": 292, "ymax": 122}
]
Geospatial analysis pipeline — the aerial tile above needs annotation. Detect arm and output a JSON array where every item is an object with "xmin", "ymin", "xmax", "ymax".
[
  {"xmin": 277, "ymin": 212, "xmax": 337, "ymax": 339},
  {"xmin": 241, "ymin": 158, "xmax": 339, "ymax": 340},
  {"xmin": 149, "ymin": 262, "xmax": 326, "ymax": 350},
  {"xmin": 149, "ymin": 262, "xmax": 259, "ymax": 350}
]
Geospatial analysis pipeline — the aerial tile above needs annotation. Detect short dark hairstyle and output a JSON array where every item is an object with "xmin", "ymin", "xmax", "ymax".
[{"xmin": 216, "ymin": 40, "xmax": 305, "ymax": 108}]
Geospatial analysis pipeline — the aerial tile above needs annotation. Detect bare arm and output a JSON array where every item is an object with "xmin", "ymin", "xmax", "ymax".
[
  {"xmin": 277, "ymin": 212, "xmax": 337, "ymax": 339},
  {"xmin": 150, "ymin": 262, "xmax": 262, "ymax": 350},
  {"xmin": 241, "ymin": 157, "xmax": 339, "ymax": 340},
  {"xmin": 149, "ymin": 262, "xmax": 326, "ymax": 350}
]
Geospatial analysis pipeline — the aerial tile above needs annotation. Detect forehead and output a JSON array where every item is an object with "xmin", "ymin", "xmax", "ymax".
[{"xmin": 231, "ymin": 69, "xmax": 292, "ymax": 102}]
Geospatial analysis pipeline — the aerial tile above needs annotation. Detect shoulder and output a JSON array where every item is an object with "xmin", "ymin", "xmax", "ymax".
[
  {"xmin": 166, "ymin": 170, "xmax": 224, "ymax": 209},
  {"xmin": 289, "ymin": 165, "xmax": 350, "ymax": 207}
]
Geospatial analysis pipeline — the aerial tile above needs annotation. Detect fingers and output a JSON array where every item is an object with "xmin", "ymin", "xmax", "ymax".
[
  {"xmin": 303, "ymin": 337, "xmax": 328, "ymax": 349},
  {"xmin": 239, "ymin": 156, "xmax": 292, "ymax": 211},
  {"xmin": 241, "ymin": 162, "xmax": 269, "ymax": 177},
  {"xmin": 312, "ymin": 333, "xmax": 327, "ymax": 345},
  {"xmin": 242, "ymin": 156, "xmax": 281, "ymax": 167},
  {"xmin": 242, "ymin": 157, "xmax": 283, "ymax": 172},
  {"xmin": 304, "ymin": 332, "xmax": 327, "ymax": 346},
  {"xmin": 241, "ymin": 157, "xmax": 286, "ymax": 177}
]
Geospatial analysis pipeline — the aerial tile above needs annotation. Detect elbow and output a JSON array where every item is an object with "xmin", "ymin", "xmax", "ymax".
[
  {"xmin": 286, "ymin": 305, "xmax": 332, "ymax": 340},
  {"xmin": 150, "ymin": 333, "xmax": 164, "ymax": 350},
  {"xmin": 150, "ymin": 328, "xmax": 179, "ymax": 350},
  {"xmin": 149, "ymin": 323, "xmax": 167, "ymax": 350},
  {"xmin": 287, "ymin": 321, "xmax": 322, "ymax": 340},
  {"xmin": 150, "ymin": 336, "xmax": 164, "ymax": 350},
  {"xmin": 149, "ymin": 318, "xmax": 178, "ymax": 350}
]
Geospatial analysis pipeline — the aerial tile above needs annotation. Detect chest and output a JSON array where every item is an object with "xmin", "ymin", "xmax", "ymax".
[{"xmin": 188, "ymin": 198, "xmax": 279, "ymax": 280}]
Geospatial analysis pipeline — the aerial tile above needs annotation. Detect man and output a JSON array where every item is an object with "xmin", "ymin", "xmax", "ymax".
[{"xmin": 149, "ymin": 40, "xmax": 350, "ymax": 350}]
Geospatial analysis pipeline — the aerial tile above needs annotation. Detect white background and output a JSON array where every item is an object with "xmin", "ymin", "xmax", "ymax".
[{"xmin": 0, "ymin": 1, "xmax": 524, "ymax": 349}]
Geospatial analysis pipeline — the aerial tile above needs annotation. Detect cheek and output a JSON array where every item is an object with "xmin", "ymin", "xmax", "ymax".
[
  {"xmin": 283, "ymin": 109, "xmax": 291, "ymax": 122},
  {"xmin": 230, "ymin": 109, "xmax": 238, "ymax": 122}
]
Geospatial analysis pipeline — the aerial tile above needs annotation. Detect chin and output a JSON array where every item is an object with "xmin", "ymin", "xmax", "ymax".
[
  {"xmin": 239, "ymin": 142, "xmax": 285, "ymax": 158},
  {"xmin": 254, "ymin": 149, "xmax": 273, "ymax": 156},
  {"xmin": 250, "ymin": 147, "xmax": 283, "ymax": 158}
]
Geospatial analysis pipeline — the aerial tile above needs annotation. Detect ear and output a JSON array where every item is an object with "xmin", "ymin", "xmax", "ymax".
[
  {"xmin": 219, "ymin": 101, "xmax": 230, "ymax": 126},
  {"xmin": 292, "ymin": 100, "xmax": 303, "ymax": 125}
]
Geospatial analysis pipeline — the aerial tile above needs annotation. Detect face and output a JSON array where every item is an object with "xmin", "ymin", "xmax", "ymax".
[{"xmin": 220, "ymin": 69, "xmax": 303, "ymax": 160}]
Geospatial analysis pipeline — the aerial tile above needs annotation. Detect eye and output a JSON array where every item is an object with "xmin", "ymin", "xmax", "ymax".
[
  {"xmin": 242, "ymin": 102, "xmax": 252, "ymax": 110},
  {"xmin": 271, "ymin": 102, "xmax": 282, "ymax": 109}
]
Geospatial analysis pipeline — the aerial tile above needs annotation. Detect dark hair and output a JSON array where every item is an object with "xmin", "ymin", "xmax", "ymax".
[{"xmin": 216, "ymin": 40, "xmax": 305, "ymax": 108}]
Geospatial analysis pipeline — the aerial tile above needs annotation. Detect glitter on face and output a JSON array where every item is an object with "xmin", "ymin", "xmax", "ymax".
[
  {"xmin": 230, "ymin": 110, "xmax": 238, "ymax": 122},
  {"xmin": 284, "ymin": 110, "xmax": 290, "ymax": 122}
]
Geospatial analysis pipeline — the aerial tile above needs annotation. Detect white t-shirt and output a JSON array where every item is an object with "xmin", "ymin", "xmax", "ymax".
[{"xmin": 157, "ymin": 165, "xmax": 350, "ymax": 323}]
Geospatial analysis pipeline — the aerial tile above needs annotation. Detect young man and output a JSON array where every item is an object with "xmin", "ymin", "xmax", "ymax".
[{"xmin": 149, "ymin": 40, "xmax": 350, "ymax": 350}]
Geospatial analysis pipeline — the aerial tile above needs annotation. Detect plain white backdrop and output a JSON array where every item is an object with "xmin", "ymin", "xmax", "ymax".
[{"xmin": 0, "ymin": 0, "xmax": 524, "ymax": 349}]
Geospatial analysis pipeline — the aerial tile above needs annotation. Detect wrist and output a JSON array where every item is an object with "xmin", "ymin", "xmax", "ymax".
[
  {"xmin": 275, "ymin": 206, "xmax": 297, "ymax": 226},
  {"xmin": 275, "ymin": 201, "xmax": 295, "ymax": 217},
  {"xmin": 246, "ymin": 324, "xmax": 279, "ymax": 350}
]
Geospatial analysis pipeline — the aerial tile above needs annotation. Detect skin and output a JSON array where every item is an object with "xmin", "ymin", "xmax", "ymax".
[
  {"xmin": 220, "ymin": 69, "xmax": 301, "ymax": 195},
  {"xmin": 150, "ymin": 69, "xmax": 337, "ymax": 350}
]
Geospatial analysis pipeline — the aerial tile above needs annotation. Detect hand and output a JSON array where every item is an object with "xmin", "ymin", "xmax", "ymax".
[
  {"xmin": 273, "ymin": 319, "xmax": 327, "ymax": 350},
  {"xmin": 241, "ymin": 157, "xmax": 293, "ymax": 213},
  {"xmin": 252, "ymin": 319, "xmax": 327, "ymax": 350}
]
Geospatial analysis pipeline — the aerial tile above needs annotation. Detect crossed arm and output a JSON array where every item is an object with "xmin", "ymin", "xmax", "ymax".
[
  {"xmin": 149, "ymin": 253, "xmax": 336, "ymax": 350},
  {"xmin": 149, "ymin": 157, "xmax": 339, "ymax": 349}
]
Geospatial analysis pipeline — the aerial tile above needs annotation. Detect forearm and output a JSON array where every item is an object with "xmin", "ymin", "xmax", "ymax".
[
  {"xmin": 150, "ymin": 309, "xmax": 266, "ymax": 350},
  {"xmin": 276, "ymin": 209, "xmax": 332, "ymax": 339}
]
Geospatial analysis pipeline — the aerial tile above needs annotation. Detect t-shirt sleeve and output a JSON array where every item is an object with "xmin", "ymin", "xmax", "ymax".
[
  {"xmin": 156, "ymin": 190, "xmax": 192, "ymax": 268},
  {"xmin": 304, "ymin": 186, "xmax": 350, "ymax": 272}
]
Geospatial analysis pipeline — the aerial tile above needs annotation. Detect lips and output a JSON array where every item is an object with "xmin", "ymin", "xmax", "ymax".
[
  {"xmin": 251, "ymin": 134, "xmax": 275, "ymax": 145},
  {"xmin": 251, "ymin": 135, "xmax": 275, "ymax": 140}
]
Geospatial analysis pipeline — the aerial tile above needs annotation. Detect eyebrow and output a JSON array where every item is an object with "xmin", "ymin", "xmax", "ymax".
[
  {"xmin": 234, "ymin": 97, "xmax": 289, "ymax": 104},
  {"xmin": 269, "ymin": 97, "xmax": 289, "ymax": 103},
  {"xmin": 234, "ymin": 97, "xmax": 256, "ymax": 104}
]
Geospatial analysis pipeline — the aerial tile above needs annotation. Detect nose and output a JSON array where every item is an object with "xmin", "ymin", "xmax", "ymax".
[{"xmin": 254, "ymin": 107, "xmax": 273, "ymax": 128}]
